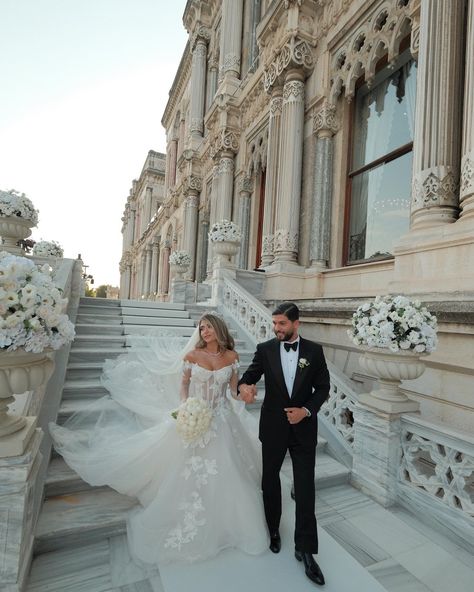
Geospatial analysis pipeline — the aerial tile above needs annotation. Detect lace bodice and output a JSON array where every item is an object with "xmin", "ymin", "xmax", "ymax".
[{"xmin": 180, "ymin": 361, "xmax": 240, "ymax": 409}]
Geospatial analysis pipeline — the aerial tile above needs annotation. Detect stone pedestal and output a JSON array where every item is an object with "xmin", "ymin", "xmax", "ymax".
[
  {"xmin": 352, "ymin": 405, "xmax": 404, "ymax": 507},
  {"xmin": 0, "ymin": 430, "xmax": 43, "ymax": 591}
]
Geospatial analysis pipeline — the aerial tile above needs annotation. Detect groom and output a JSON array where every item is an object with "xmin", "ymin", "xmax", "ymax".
[{"xmin": 239, "ymin": 302, "xmax": 330, "ymax": 586}]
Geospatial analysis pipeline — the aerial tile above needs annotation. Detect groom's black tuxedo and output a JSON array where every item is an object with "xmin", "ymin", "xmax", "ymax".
[{"xmin": 239, "ymin": 336, "xmax": 330, "ymax": 553}]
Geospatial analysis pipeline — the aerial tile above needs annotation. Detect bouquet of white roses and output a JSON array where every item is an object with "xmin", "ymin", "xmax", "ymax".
[
  {"xmin": 208, "ymin": 219, "xmax": 241, "ymax": 243},
  {"xmin": 348, "ymin": 295, "xmax": 438, "ymax": 354},
  {"xmin": 172, "ymin": 397, "xmax": 213, "ymax": 443},
  {"xmin": 169, "ymin": 250, "xmax": 191, "ymax": 267},
  {"xmin": 0, "ymin": 189, "xmax": 39, "ymax": 226},
  {"xmin": 33, "ymin": 240, "xmax": 64, "ymax": 258},
  {"xmin": 0, "ymin": 251, "xmax": 75, "ymax": 352}
]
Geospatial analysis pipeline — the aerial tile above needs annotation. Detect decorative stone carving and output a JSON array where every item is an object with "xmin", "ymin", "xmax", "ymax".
[
  {"xmin": 270, "ymin": 96, "xmax": 283, "ymax": 115},
  {"xmin": 461, "ymin": 155, "xmax": 474, "ymax": 199},
  {"xmin": 239, "ymin": 176, "xmax": 253, "ymax": 193},
  {"xmin": 218, "ymin": 156, "xmax": 234, "ymax": 174},
  {"xmin": 221, "ymin": 53, "xmax": 241, "ymax": 76},
  {"xmin": 412, "ymin": 169, "xmax": 459, "ymax": 208},
  {"xmin": 283, "ymin": 80, "xmax": 305, "ymax": 101},
  {"xmin": 284, "ymin": 0, "xmax": 302, "ymax": 8},
  {"xmin": 185, "ymin": 175, "xmax": 203, "ymax": 193},
  {"xmin": 190, "ymin": 117, "xmax": 204, "ymax": 134},
  {"xmin": 329, "ymin": 1, "xmax": 413, "ymax": 102},
  {"xmin": 313, "ymin": 100, "xmax": 339, "ymax": 136},
  {"xmin": 210, "ymin": 129, "xmax": 240, "ymax": 159},
  {"xmin": 274, "ymin": 229, "xmax": 299, "ymax": 252},
  {"xmin": 191, "ymin": 25, "xmax": 210, "ymax": 51},
  {"xmin": 262, "ymin": 234, "xmax": 274, "ymax": 256},
  {"xmin": 263, "ymin": 36, "xmax": 314, "ymax": 92},
  {"xmin": 185, "ymin": 195, "xmax": 199, "ymax": 208}
]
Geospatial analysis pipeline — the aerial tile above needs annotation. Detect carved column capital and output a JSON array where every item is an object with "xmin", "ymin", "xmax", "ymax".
[
  {"xmin": 210, "ymin": 128, "xmax": 240, "ymax": 159},
  {"xmin": 313, "ymin": 100, "xmax": 339, "ymax": 137},
  {"xmin": 191, "ymin": 24, "xmax": 211, "ymax": 51},
  {"xmin": 239, "ymin": 176, "xmax": 253, "ymax": 195},
  {"xmin": 184, "ymin": 175, "xmax": 202, "ymax": 194},
  {"xmin": 263, "ymin": 35, "xmax": 314, "ymax": 93}
]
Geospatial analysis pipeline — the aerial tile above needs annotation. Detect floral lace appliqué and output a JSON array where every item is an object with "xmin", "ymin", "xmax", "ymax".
[{"xmin": 164, "ymin": 456, "xmax": 219, "ymax": 550}]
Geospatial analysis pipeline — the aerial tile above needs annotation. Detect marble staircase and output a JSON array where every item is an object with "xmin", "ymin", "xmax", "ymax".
[{"xmin": 31, "ymin": 297, "xmax": 350, "ymax": 567}]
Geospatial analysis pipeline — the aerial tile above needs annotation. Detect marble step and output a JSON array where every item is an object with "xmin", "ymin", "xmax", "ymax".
[
  {"xmin": 78, "ymin": 305, "xmax": 122, "ymax": 316},
  {"xmin": 79, "ymin": 297, "xmax": 121, "ymax": 307},
  {"xmin": 121, "ymin": 316, "xmax": 195, "ymax": 327},
  {"xmin": 120, "ymin": 307, "xmax": 190, "ymax": 319},
  {"xmin": 34, "ymin": 488, "xmax": 137, "ymax": 555},
  {"xmin": 72, "ymin": 334, "xmax": 127, "ymax": 349},
  {"xmin": 66, "ymin": 362, "xmax": 107, "ymax": 381},
  {"xmin": 74, "ymin": 323, "xmax": 125, "ymax": 336},
  {"xmin": 123, "ymin": 324, "xmax": 196, "ymax": 337},
  {"xmin": 69, "ymin": 348, "xmax": 127, "ymax": 363},
  {"xmin": 120, "ymin": 299, "xmax": 186, "ymax": 310},
  {"xmin": 75, "ymin": 313, "xmax": 123, "ymax": 325},
  {"xmin": 57, "ymin": 398, "xmax": 116, "ymax": 424},
  {"xmin": 62, "ymin": 379, "xmax": 108, "ymax": 399},
  {"xmin": 45, "ymin": 457, "xmax": 94, "ymax": 497}
]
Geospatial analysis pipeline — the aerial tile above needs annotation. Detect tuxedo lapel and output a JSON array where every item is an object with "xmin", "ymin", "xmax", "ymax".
[
  {"xmin": 291, "ymin": 337, "xmax": 308, "ymax": 398},
  {"xmin": 268, "ymin": 339, "xmax": 289, "ymax": 396}
]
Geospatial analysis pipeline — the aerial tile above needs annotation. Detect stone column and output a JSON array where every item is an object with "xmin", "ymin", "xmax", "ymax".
[
  {"xmin": 196, "ymin": 216, "xmax": 210, "ymax": 283},
  {"xmin": 183, "ymin": 191, "xmax": 200, "ymax": 280},
  {"xmin": 310, "ymin": 100, "xmax": 338, "ymax": 268},
  {"xmin": 190, "ymin": 37, "xmax": 208, "ymax": 140},
  {"xmin": 220, "ymin": 0, "xmax": 243, "ymax": 81},
  {"xmin": 261, "ymin": 86, "xmax": 283, "ymax": 266},
  {"xmin": 248, "ymin": 0, "xmax": 261, "ymax": 71},
  {"xmin": 145, "ymin": 187, "xmax": 153, "ymax": 226},
  {"xmin": 238, "ymin": 176, "xmax": 252, "ymax": 269},
  {"xmin": 144, "ymin": 247, "xmax": 152, "ymax": 297},
  {"xmin": 274, "ymin": 70, "xmax": 305, "ymax": 264},
  {"xmin": 129, "ymin": 208, "xmax": 136, "ymax": 245},
  {"xmin": 460, "ymin": 0, "xmax": 474, "ymax": 221},
  {"xmin": 168, "ymin": 138, "xmax": 178, "ymax": 188},
  {"xmin": 150, "ymin": 242, "xmax": 160, "ymax": 296},
  {"xmin": 410, "ymin": 0, "xmax": 466, "ymax": 229},
  {"xmin": 217, "ymin": 152, "xmax": 235, "ymax": 221},
  {"xmin": 206, "ymin": 60, "xmax": 218, "ymax": 110},
  {"xmin": 124, "ymin": 264, "xmax": 131, "ymax": 299}
]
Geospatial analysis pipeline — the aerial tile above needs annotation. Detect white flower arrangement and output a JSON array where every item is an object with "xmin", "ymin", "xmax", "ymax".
[
  {"xmin": 0, "ymin": 189, "xmax": 39, "ymax": 226},
  {"xmin": 169, "ymin": 250, "xmax": 191, "ymax": 267},
  {"xmin": 0, "ymin": 251, "xmax": 75, "ymax": 353},
  {"xmin": 208, "ymin": 219, "xmax": 241, "ymax": 243},
  {"xmin": 298, "ymin": 357, "xmax": 310, "ymax": 369},
  {"xmin": 32, "ymin": 240, "xmax": 64, "ymax": 258},
  {"xmin": 348, "ymin": 294, "xmax": 438, "ymax": 354},
  {"xmin": 172, "ymin": 397, "xmax": 213, "ymax": 443}
]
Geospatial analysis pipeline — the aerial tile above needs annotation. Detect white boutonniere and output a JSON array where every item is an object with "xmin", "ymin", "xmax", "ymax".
[{"xmin": 298, "ymin": 358, "xmax": 310, "ymax": 369}]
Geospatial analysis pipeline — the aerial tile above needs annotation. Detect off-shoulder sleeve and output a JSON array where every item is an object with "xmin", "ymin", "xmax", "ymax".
[
  {"xmin": 179, "ymin": 361, "xmax": 192, "ymax": 401},
  {"xmin": 229, "ymin": 360, "xmax": 240, "ymax": 399}
]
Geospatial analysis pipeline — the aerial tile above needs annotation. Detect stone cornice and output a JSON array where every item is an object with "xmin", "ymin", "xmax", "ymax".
[{"xmin": 162, "ymin": 40, "xmax": 192, "ymax": 129}]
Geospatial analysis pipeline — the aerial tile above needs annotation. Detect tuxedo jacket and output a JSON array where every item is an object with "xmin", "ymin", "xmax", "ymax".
[{"xmin": 239, "ymin": 337, "xmax": 330, "ymax": 447}]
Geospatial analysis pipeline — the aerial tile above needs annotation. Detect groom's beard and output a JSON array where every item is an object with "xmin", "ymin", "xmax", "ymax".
[{"xmin": 275, "ymin": 329, "xmax": 296, "ymax": 341}]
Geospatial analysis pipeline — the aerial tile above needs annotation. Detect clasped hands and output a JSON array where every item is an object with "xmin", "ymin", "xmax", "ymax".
[{"xmin": 239, "ymin": 384, "xmax": 307, "ymax": 424}]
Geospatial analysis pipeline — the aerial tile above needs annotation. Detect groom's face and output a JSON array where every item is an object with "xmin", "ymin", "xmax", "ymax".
[{"xmin": 272, "ymin": 314, "xmax": 299, "ymax": 342}]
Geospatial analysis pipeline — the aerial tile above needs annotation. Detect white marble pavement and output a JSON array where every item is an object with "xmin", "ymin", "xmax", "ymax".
[{"xmin": 26, "ymin": 481, "xmax": 474, "ymax": 592}]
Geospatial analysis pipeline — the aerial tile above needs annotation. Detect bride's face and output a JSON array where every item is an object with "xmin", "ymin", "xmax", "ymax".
[{"xmin": 199, "ymin": 320, "xmax": 217, "ymax": 344}]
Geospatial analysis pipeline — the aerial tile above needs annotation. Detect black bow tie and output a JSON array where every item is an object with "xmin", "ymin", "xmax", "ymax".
[{"xmin": 284, "ymin": 342, "xmax": 298, "ymax": 352}]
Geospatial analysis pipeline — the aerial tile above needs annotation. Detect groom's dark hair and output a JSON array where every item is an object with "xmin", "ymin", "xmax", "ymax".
[{"xmin": 272, "ymin": 301, "xmax": 299, "ymax": 321}]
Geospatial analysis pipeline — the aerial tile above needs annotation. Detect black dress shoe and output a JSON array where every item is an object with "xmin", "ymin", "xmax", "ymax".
[
  {"xmin": 295, "ymin": 550, "xmax": 325, "ymax": 586},
  {"xmin": 269, "ymin": 530, "xmax": 281, "ymax": 553}
]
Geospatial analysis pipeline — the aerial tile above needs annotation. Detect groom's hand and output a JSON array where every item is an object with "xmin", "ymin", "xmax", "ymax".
[{"xmin": 284, "ymin": 407, "xmax": 307, "ymax": 424}]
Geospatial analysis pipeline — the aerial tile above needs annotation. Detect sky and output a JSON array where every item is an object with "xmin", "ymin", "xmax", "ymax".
[{"xmin": 0, "ymin": 0, "xmax": 188, "ymax": 287}]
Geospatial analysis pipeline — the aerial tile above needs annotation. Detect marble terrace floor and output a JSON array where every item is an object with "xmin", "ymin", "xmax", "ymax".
[{"xmin": 26, "ymin": 482, "xmax": 474, "ymax": 592}]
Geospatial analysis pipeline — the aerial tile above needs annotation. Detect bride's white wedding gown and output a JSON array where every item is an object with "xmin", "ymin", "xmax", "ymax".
[{"xmin": 49, "ymin": 335, "xmax": 268, "ymax": 565}]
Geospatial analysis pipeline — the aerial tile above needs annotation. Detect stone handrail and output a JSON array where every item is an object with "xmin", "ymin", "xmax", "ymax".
[
  {"xmin": 399, "ymin": 414, "xmax": 474, "ymax": 518},
  {"xmin": 221, "ymin": 274, "xmax": 274, "ymax": 343}
]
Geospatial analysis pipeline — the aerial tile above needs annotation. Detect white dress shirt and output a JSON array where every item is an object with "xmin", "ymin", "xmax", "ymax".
[{"xmin": 280, "ymin": 337, "xmax": 300, "ymax": 396}]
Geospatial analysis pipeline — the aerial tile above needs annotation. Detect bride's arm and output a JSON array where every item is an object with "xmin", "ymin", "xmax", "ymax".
[
  {"xmin": 229, "ymin": 356, "xmax": 241, "ymax": 400},
  {"xmin": 179, "ymin": 356, "xmax": 193, "ymax": 401}
]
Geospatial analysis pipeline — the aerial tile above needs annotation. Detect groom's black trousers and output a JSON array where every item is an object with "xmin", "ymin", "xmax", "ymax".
[{"xmin": 261, "ymin": 429, "xmax": 318, "ymax": 553}]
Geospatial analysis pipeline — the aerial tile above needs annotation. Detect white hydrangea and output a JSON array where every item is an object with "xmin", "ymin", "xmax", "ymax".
[
  {"xmin": 174, "ymin": 397, "xmax": 213, "ymax": 443},
  {"xmin": 168, "ymin": 250, "xmax": 191, "ymax": 266},
  {"xmin": 0, "ymin": 189, "xmax": 39, "ymax": 225},
  {"xmin": 0, "ymin": 251, "xmax": 75, "ymax": 353},
  {"xmin": 348, "ymin": 294, "xmax": 438, "ymax": 354},
  {"xmin": 208, "ymin": 219, "xmax": 241, "ymax": 243},
  {"xmin": 32, "ymin": 240, "xmax": 64, "ymax": 258}
]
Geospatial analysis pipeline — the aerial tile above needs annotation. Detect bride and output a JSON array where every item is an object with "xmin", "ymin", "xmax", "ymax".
[{"xmin": 49, "ymin": 313, "xmax": 268, "ymax": 565}]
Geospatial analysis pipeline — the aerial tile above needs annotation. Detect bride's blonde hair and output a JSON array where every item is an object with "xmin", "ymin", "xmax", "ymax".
[{"xmin": 196, "ymin": 313, "xmax": 235, "ymax": 352}]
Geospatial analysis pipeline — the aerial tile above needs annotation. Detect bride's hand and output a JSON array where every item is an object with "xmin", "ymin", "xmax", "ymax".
[{"xmin": 239, "ymin": 384, "xmax": 257, "ymax": 403}]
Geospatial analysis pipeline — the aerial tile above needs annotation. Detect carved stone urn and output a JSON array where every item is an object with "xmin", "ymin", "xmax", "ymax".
[
  {"xmin": 0, "ymin": 216, "xmax": 34, "ymax": 255},
  {"xmin": 0, "ymin": 350, "xmax": 54, "ymax": 438},
  {"xmin": 170, "ymin": 263, "xmax": 189, "ymax": 279},
  {"xmin": 212, "ymin": 240, "xmax": 240, "ymax": 265},
  {"xmin": 358, "ymin": 348, "xmax": 426, "ymax": 413}
]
